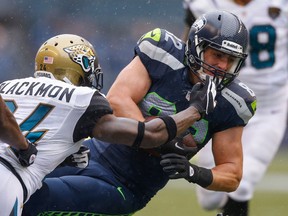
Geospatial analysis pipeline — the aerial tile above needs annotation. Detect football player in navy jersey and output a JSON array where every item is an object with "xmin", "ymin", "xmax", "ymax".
[
  {"xmin": 23, "ymin": 11, "xmax": 256, "ymax": 216},
  {"xmin": 0, "ymin": 33, "xmax": 215, "ymax": 216}
]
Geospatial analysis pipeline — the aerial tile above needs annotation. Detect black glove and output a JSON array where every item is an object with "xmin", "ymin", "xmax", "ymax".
[
  {"xmin": 160, "ymin": 153, "xmax": 213, "ymax": 188},
  {"xmin": 160, "ymin": 153, "xmax": 198, "ymax": 182},
  {"xmin": 12, "ymin": 139, "xmax": 38, "ymax": 167},
  {"xmin": 157, "ymin": 137, "xmax": 198, "ymax": 160},
  {"xmin": 189, "ymin": 75, "xmax": 217, "ymax": 118},
  {"xmin": 60, "ymin": 145, "xmax": 90, "ymax": 169}
]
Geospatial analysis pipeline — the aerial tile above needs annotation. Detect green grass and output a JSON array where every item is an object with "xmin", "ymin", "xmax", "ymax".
[
  {"xmin": 134, "ymin": 189, "xmax": 288, "ymax": 216},
  {"xmin": 134, "ymin": 150, "xmax": 288, "ymax": 216}
]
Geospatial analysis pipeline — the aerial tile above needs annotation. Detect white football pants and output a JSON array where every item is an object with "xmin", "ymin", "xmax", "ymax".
[{"xmin": 0, "ymin": 164, "xmax": 24, "ymax": 216}]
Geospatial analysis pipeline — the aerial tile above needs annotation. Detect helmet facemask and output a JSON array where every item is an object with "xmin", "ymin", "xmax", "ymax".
[
  {"xmin": 81, "ymin": 64, "xmax": 103, "ymax": 91},
  {"xmin": 188, "ymin": 37, "xmax": 247, "ymax": 91}
]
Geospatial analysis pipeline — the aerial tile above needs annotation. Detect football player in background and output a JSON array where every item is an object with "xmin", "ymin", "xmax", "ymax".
[
  {"xmin": 22, "ymin": 10, "xmax": 256, "ymax": 216},
  {"xmin": 1, "ymin": 33, "xmax": 216, "ymax": 216},
  {"xmin": 182, "ymin": 0, "xmax": 288, "ymax": 215}
]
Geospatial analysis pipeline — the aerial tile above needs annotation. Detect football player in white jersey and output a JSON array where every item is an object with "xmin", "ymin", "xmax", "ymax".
[
  {"xmin": 182, "ymin": 0, "xmax": 288, "ymax": 215},
  {"xmin": 0, "ymin": 34, "xmax": 216, "ymax": 216}
]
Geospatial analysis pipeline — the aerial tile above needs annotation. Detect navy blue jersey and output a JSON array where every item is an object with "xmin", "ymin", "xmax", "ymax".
[
  {"xmin": 23, "ymin": 29, "xmax": 256, "ymax": 216},
  {"xmin": 135, "ymin": 28, "xmax": 256, "ymax": 149}
]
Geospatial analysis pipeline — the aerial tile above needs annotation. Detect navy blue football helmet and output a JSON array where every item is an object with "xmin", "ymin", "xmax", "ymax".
[{"xmin": 185, "ymin": 10, "xmax": 248, "ymax": 90}]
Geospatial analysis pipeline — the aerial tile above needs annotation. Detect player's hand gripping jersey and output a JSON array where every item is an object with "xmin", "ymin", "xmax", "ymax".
[{"xmin": 0, "ymin": 76, "xmax": 112, "ymax": 201}]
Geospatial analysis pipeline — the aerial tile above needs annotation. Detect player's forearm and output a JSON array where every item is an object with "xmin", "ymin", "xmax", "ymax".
[
  {"xmin": 205, "ymin": 166, "xmax": 242, "ymax": 192},
  {"xmin": 141, "ymin": 106, "xmax": 201, "ymax": 148},
  {"xmin": 0, "ymin": 104, "xmax": 28, "ymax": 150},
  {"xmin": 170, "ymin": 106, "xmax": 201, "ymax": 134},
  {"xmin": 93, "ymin": 115, "xmax": 169, "ymax": 148},
  {"xmin": 93, "ymin": 107, "xmax": 200, "ymax": 149}
]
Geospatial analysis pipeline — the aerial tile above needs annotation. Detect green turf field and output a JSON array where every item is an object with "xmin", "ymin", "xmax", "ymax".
[{"xmin": 134, "ymin": 150, "xmax": 288, "ymax": 216}]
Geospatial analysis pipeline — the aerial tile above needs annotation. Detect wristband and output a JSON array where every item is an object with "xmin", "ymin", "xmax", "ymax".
[
  {"xmin": 189, "ymin": 164, "xmax": 213, "ymax": 188},
  {"xmin": 158, "ymin": 116, "xmax": 177, "ymax": 143},
  {"xmin": 132, "ymin": 121, "xmax": 145, "ymax": 150}
]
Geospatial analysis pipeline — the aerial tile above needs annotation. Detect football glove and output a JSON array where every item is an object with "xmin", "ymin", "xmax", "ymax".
[
  {"xmin": 160, "ymin": 153, "xmax": 212, "ymax": 187},
  {"xmin": 157, "ymin": 137, "xmax": 198, "ymax": 160},
  {"xmin": 189, "ymin": 75, "xmax": 217, "ymax": 118},
  {"xmin": 60, "ymin": 145, "xmax": 90, "ymax": 169},
  {"xmin": 12, "ymin": 139, "xmax": 38, "ymax": 167}
]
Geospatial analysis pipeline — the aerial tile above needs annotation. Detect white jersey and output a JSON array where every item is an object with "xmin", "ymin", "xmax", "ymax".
[
  {"xmin": 184, "ymin": 0, "xmax": 288, "ymax": 107},
  {"xmin": 0, "ymin": 76, "xmax": 111, "ymax": 201}
]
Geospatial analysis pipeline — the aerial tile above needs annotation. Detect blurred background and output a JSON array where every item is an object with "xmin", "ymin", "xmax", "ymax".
[
  {"xmin": 0, "ymin": 0, "xmax": 287, "ymax": 215},
  {"xmin": 0, "ymin": 0, "xmax": 184, "ymax": 94}
]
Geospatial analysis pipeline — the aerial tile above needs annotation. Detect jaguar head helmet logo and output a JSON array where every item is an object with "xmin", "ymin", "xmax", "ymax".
[{"xmin": 64, "ymin": 44, "xmax": 96, "ymax": 73}]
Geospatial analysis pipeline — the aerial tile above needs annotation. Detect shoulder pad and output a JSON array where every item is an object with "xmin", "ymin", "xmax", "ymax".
[{"xmin": 221, "ymin": 79, "xmax": 257, "ymax": 124}]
